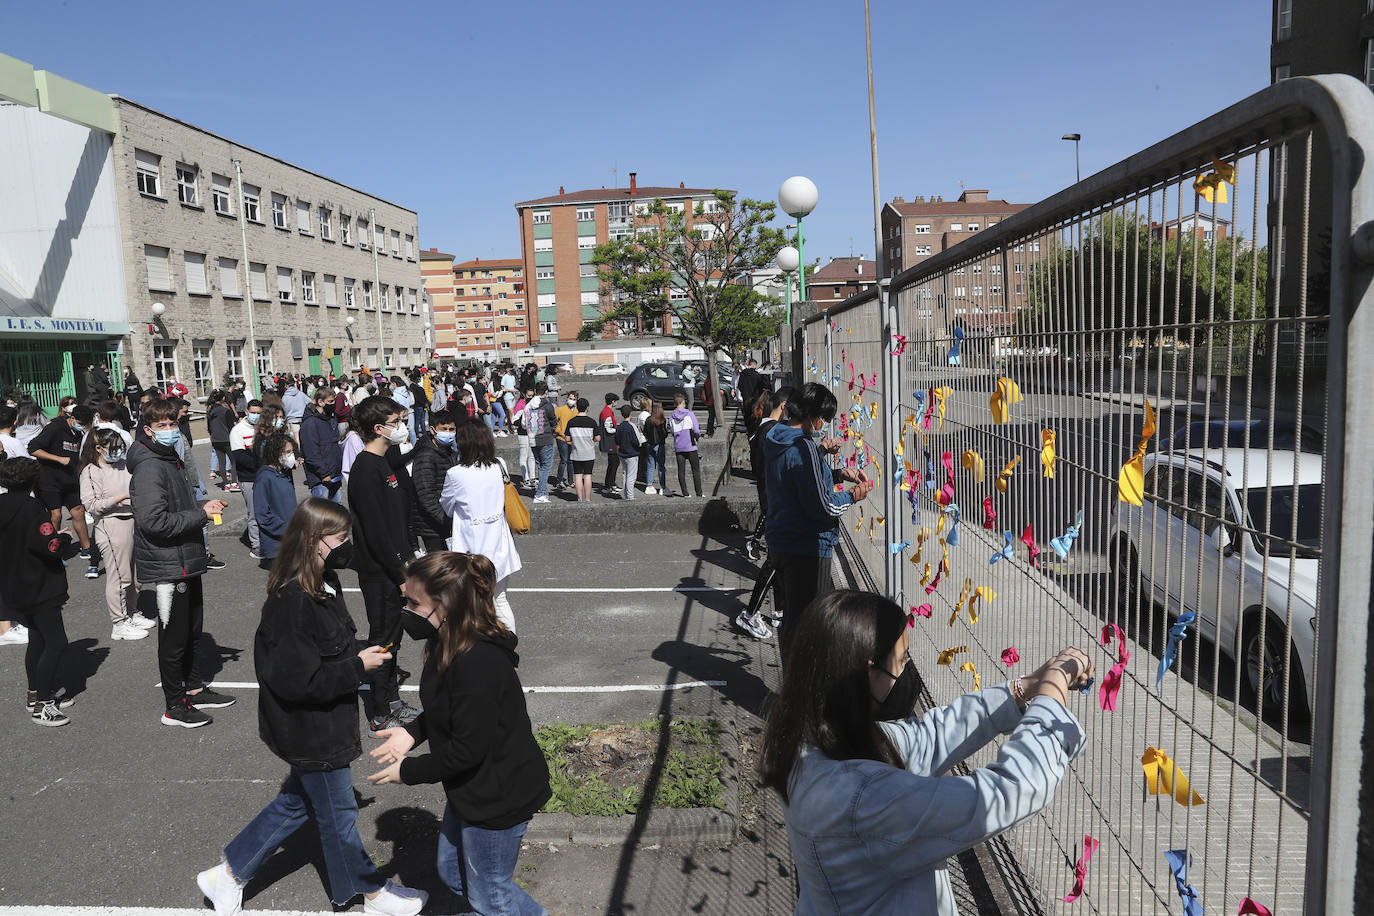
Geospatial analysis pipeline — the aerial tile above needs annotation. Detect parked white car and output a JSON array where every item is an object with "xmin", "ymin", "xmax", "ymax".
[
  {"xmin": 545, "ymin": 361, "xmax": 575, "ymax": 375},
  {"xmin": 585, "ymin": 363, "xmax": 627, "ymax": 376},
  {"xmin": 1110, "ymin": 448, "xmax": 1320, "ymax": 723}
]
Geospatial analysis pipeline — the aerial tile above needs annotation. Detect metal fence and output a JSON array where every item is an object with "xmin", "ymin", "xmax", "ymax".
[{"xmin": 782, "ymin": 75, "xmax": 1374, "ymax": 913}]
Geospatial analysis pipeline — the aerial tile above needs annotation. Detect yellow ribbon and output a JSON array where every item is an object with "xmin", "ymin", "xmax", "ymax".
[
  {"xmin": 970, "ymin": 586, "xmax": 996, "ymax": 620},
  {"xmin": 869, "ymin": 401, "xmax": 878, "ymax": 421},
  {"xmin": 949, "ymin": 578, "xmax": 974, "ymax": 626},
  {"xmin": 997, "ymin": 455, "xmax": 1021, "ymax": 493},
  {"xmin": 1118, "ymin": 398, "xmax": 1157, "ymax": 506},
  {"xmin": 913, "ymin": 527, "xmax": 931, "ymax": 564},
  {"xmin": 920, "ymin": 563, "xmax": 933, "ymax": 587},
  {"xmin": 1040, "ymin": 429, "xmax": 1056, "ymax": 478},
  {"xmin": 1141, "ymin": 746, "xmax": 1205, "ymax": 806},
  {"xmin": 940, "ymin": 538, "xmax": 950, "ymax": 574},
  {"xmin": 1193, "ymin": 156, "xmax": 1235, "ymax": 205},
  {"xmin": 988, "ymin": 377, "xmax": 1023, "ymax": 424},
  {"xmin": 932, "ymin": 387, "xmax": 952, "ymax": 431},
  {"xmin": 894, "ymin": 435, "xmax": 905, "ymax": 459},
  {"xmin": 937, "ymin": 645, "xmax": 968, "ymax": 666},
  {"xmin": 871, "ymin": 458, "xmax": 881, "ymax": 480},
  {"xmin": 959, "ymin": 661, "xmax": 981, "ymax": 691},
  {"xmin": 961, "ymin": 449, "xmax": 984, "ymax": 482}
]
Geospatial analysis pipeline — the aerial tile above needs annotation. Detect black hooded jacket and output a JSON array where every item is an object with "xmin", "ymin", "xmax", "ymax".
[
  {"xmin": 400, "ymin": 631, "xmax": 551, "ymax": 830},
  {"xmin": 0, "ymin": 491, "xmax": 72, "ymax": 611}
]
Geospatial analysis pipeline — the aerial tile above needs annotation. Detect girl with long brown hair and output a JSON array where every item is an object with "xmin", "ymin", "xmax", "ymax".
[
  {"xmin": 78, "ymin": 428, "xmax": 148, "ymax": 640},
  {"xmin": 368, "ymin": 550, "xmax": 550, "ymax": 916},
  {"xmin": 196, "ymin": 499, "xmax": 425, "ymax": 916}
]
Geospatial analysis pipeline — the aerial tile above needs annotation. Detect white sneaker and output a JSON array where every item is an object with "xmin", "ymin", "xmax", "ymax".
[
  {"xmin": 646, "ymin": 486, "xmax": 659, "ymax": 495},
  {"xmin": 0, "ymin": 625, "xmax": 28, "ymax": 646},
  {"xmin": 735, "ymin": 610, "xmax": 773, "ymax": 640},
  {"xmin": 196, "ymin": 862, "xmax": 243, "ymax": 916},
  {"xmin": 532, "ymin": 495, "xmax": 550, "ymax": 504},
  {"xmin": 112, "ymin": 620, "xmax": 149, "ymax": 640},
  {"xmin": 129, "ymin": 614, "xmax": 158, "ymax": 630},
  {"xmin": 363, "ymin": 879, "xmax": 428, "ymax": 916}
]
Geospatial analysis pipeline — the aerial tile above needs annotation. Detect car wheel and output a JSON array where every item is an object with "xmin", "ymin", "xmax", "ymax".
[
  {"xmin": 1241, "ymin": 613, "xmax": 1311, "ymax": 727},
  {"xmin": 1110, "ymin": 535, "xmax": 1141, "ymax": 609},
  {"xmin": 629, "ymin": 389, "xmax": 650, "ymax": 406}
]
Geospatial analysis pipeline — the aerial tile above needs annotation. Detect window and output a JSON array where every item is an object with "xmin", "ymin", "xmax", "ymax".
[
  {"xmin": 457, "ymin": 321, "xmax": 468, "ymax": 330},
  {"xmin": 1275, "ymin": 0, "xmax": 1291, "ymax": 40},
  {"xmin": 341, "ymin": 216, "xmax": 352, "ymax": 245},
  {"xmin": 395, "ymin": 287, "xmax": 405, "ymax": 311},
  {"xmin": 249, "ymin": 262, "xmax": 268, "ymax": 300},
  {"xmin": 1274, "ymin": 64, "xmax": 1291, "ymax": 83},
  {"xmin": 183, "ymin": 252, "xmax": 208, "ymax": 295},
  {"xmin": 301, "ymin": 271, "xmax": 316, "ymax": 304},
  {"xmin": 578, "ymin": 264, "xmax": 597, "ymax": 278},
  {"xmin": 135, "ymin": 149, "xmax": 161, "ymax": 196},
  {"xmin": 404, "ymin": 234, "xmax": 414, "ymax": 259},
  {"xmin": 225, "ymin": 341, "xmax": 245, "ymax": 380},
  {"xmin": 913, "ymin": 245, "xmax": 932, "ymax": 255},
  {"xmin": 255, "ymin": 342, "xmax": 273, "ymax": 380},
  {"xmin": 949, "ymin": 222, "xmax": 963, "ymax": 232},
  {"xmin": 390, "ymin": 229, "xmax": 400, "ymax": 256},
  {"xmin": 357, "ymin": 219, "xmax": 370, "ymax": 248},
  {"xmin": 698, "ymin": 199, "xmax": 722, "ymax": 214},
  {"xmin": 665, "ymin": 201, "xmax": 685, "ymax": 214},
  {"xmin": 379, "ymin": 283, "xmax": 390, "ymax": 311},
  {"xmin": 913, "ymin": 224, "xmax": 931, "ymax": 234},
  {"xmin": 1014, "ymin": 262, "xmax": 1024, "ymax": 273},
  {"xmin": 539, "ymin": 321, "xmax": 556, "ymax": 335},
  {"xmin": 408, "ymin": 288, "xmax": 417, "ymax": 313},
  {"xmin": 580, "ymin": 292, "xmax": 599, "ymax": 306},
  {"xmin": 497, "ymin": 291, "xmax": 507, "ymax": 300},
  {"xmin": 218, "ymin": 257, "xmax": 240, "ymax": 297},
  {"xmin": 537, "ymin": 293, "xmax": 555, "ymax": 307},
  {"xmin": 972, "ymin": 265, "xmax": 983, "ymax": 274},
  {"xmin": 144, "ymin": 245, "xmax": 172, "ymax": 290},
  {"xmin": 536, "ymin": 268, "xmax": 554, "ymax": 280},
  {"xmin": 277, "ymin": 267, "xmax": 294, "ymax": 302},
  {"xmin": 576, "ymin": 208, "xmax": 595, "ymax": 221},
  {"xmin": 482, "ymin": 287, "xmax": 492, "ymax": 296},
  {"xmin": 990, "ymin": 285, "xmax": 1003, "ymax": 295},
  {"xmin": 534, "ymin": 238, "xmax": 553, "ymax": 252},
  {"xmin": 374, "ymin": 223, "xmax": 384, "ymax": 250},
  {"xmin": 973, "ymin": 285, "xmax": 984, "ymax": 296},
  {"xmin": 212, "ymin": 174, "xmax": 232, "ymax": 214},
  {"xmin": 152, "ymin": 342, "xmax": 177, "ymax": 386},
  {"xmin": 532, "ymin": 210, "xmax": 551, "ymax": 224},
  {"xmin": 362, "ymin": 280, "xmax": 374, "ymax": 310},
  {"xmin": 271, "ymin": 193, "xmax": 287, "ymax": 228},
  {"xmin": 323, "ymin": 274, "xmax": 338, "ymax": 306},
  {"xmin": 696, "ymin": 224, "xmax": 718, "ymax": 241},
  {"xmin": 176, "ymin": 164, "xmax": 198, "ymax": 205},
  {"xmin": 319, "ymin": 207, "xmax": 333, "ymax": 240},
  {"xmin": 967, "ymin": 222, "xmax": 980, "ymax": 232},
  {"xmin": 953, "ymin": 286, "xmax": 967, "ymax": 296},
  {"xmin": 515, "ymin": 317, "xmax": 525, "ymax": 327},
  {"xmin": 343, "ymin": 278, "xmax": 356, "ymax": 308},
  {"xmin": 192, "ymin": 342, "xmax": 214, "ymax": 397},
  {"xmin": 296, "ymin": 200, "xmax": 311, "ymax": 234},
  {"xmin": 348, "ymin": 348, "xmax": 361, "ymax": 369},
  {"xmin": 1366, "ymin": 41, "xmax": 1374, "ymax": 91},
  {"xmin": 242, "ymin": 184, "xmax": 261, "ymax": 222}
]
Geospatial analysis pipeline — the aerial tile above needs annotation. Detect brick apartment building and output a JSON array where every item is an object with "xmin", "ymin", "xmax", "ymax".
[
  {"xmin": 110, "ymin": 97, "xmax": 427, "ymax": 394},
  {"xmin": 807, "ymin": 256, "xmax": 878, "ymax": 308},
  {"xmin": 880, "ymin": 189, "xmax": 1031, "ymax": 279},
  {"xmin": 420, "ymin": 250, "xmax": 529, "ymax": 360},
  {"xmin": 514, "ymin": 172, "xmax": 731, "ymax": 342}
]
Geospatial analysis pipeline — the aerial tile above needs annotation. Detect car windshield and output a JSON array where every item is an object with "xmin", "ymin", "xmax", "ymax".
[{"xmin": 1244, "ymin": 483, "xmax": 1322, "ymax": 557}]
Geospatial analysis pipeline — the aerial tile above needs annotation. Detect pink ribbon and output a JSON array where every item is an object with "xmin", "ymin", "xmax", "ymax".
[
  {"xmin": 1021, "ymin": 523, "xmax": 1039, "ymax": 568},
  {"xmin": 982, "ymin": 495, "xmax": 997, "ymax": 530},
  {"xmin": 1062, "ymin": 834, "xmax": 1100, "ymax": 902},
  {"xmin": 1238, "ymin": 900, "xmax": 1272, "ymax": 916},
  {"xmin": 1099, "ymin": 623, "xmax": 1131, "ymax": 712},
  {"xmin": 1001, "ymin": 646, "xmax": 1020, "ymax": 666}
]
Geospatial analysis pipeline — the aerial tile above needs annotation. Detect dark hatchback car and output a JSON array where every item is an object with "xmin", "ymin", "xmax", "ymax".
[
  {"xmin": 624, "ymin": 362, "xmax": 701, "ymax": 406},
  {"xmin": 1156, "ymin": 418, "xmax": 1323, "ymax": 454}
]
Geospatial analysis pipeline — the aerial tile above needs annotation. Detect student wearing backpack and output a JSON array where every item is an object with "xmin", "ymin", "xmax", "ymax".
[{"xmin": 521, "ymin": 383, "xmax": 558, "ymax": 504}]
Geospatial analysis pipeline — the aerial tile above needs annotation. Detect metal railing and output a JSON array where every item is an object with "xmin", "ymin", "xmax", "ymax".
[{"xmin": 779, "ymin": 75, "xmax": 1374, "ymax": 914}]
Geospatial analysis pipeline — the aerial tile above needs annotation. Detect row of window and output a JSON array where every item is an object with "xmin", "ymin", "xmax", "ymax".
[
  {"xmin": 453, "ymin": 318, "xmax": 524, "ymax": 331},
  {"xmin": 134, "ymin": 150, "xmax": 416, "ymax": 260},
  {"xmin": 152, "ymin": 339, "xmax": 426, "ymax": 397},
  {"xmin": 530, "ymin": 200, "xmax": 723, "ymax": 225},
  {"xmin": 454, "ymin": 268, "xmax": 522, "ymax": 280},
  {"xmin": 143, "ymin": 244, "xmax": 420, "ymax": 313}
]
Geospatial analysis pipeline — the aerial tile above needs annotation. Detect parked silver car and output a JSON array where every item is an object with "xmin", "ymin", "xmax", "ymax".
[{"xmin": 1110, "ymin": 448, "xmax": 1320, "ymax": 723}]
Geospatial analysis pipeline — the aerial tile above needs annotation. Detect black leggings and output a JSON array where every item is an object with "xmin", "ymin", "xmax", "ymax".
[
  {"xmin": 359, "ymin": 578, "xmax": 403, "ymax": 720},
  {"xmin": 603, "ymin": 452, "xmax": 620, "ymax": 489},
  {"xmin": 775, "ymin": 552, "xmax": 834, "ymax": 665},
  {"xmin": 676, "ymin": 451, "xmax": 702, "ymax": 497},
  {"xmin": 19, "ymin": 606, "xmax": 69, "ymax": 701}
]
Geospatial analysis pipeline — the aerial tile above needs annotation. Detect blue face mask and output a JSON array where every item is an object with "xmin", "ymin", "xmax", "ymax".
[
  {"xmin": 274, "ymin": 417, "xmax": 285, "ymax": 429},
  {"xmin": 247, "ymin": 413, "xmax": 260, "ymax": 425},
  {"xmin": 435, "ymin": 431, "xmax": 456, "ymax": 447},
  {"xmin": 153, "ymin": 429, "xmax": 181, "ymax": 447},
  {"xmin": 71, "ymin": 423, "xmax": 86, "ymax": 434}
]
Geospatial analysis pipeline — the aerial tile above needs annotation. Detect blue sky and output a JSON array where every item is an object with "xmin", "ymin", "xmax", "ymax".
[{"xmin": 6, "ymin": 0, "xmax": 1270, "ymax": 265}]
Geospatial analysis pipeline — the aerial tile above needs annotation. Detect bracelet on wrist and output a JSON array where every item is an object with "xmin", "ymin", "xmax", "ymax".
[{"xmin": 1010, "ymin": 676, "xmax": 1027, "ymax": 709}]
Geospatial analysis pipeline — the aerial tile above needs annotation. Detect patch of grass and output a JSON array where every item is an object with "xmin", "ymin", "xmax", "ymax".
[{"xmin": 536, "ymin": 718, "xmax": 727, "ymax": 817}]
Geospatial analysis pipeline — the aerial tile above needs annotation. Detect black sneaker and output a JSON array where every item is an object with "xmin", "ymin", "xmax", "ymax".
[
  {"xmin": 26, "ymin": 690, "xmax": 76, "ymax": 712},
  {"xmin": 31, "ymin": 700, "xmax": 70, "ymax": 727},
  {"xmin": 189, "ymin": 688, "xmax": 236, "ymax": 709},
  {"xmin": 161, "ymin": 698, "xmax": 212, "ymax": 728},
  {"xmin": 390, "ymin": 701, "xmax": 421, "ymax": 724},
  {"xmin": 395, "ymin": 666, "xmax": 411, "ymax": 686},
  {"xmin": 369, "ymin": 712, "xmax": 404, "ymax": 732},
  {"xmin": 205, "ymin": 554, "xmax": 227, "ymax": 571}
]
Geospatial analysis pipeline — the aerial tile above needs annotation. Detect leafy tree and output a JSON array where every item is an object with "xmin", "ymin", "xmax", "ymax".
[{"xmin": 580, "ymin": 191, "xmax": 787, "ymax": 417}]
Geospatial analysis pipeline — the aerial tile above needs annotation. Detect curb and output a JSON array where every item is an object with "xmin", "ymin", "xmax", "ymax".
[
  {"xmin": 523, "ymin": 493, "xmax": 759, "ymax": 535},
  {"xmin": 525, "ymin": 719, "xmax": 741, "ymax": 848}
]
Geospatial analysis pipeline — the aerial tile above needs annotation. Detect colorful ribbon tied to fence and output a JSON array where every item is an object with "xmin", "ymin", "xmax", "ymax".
[
  {"xmin": 961, "ymin": 449, "xmax": 984, "ymax": 482},
  {"xmin": 943, "ymin": 503, "xmax": 961, "ymax": 546},
  {"xmin": 1001, "ymin": 646, "xmax": 1020, "ymax": 666},
  {"xmin": 949, "ymin": 579, "xmax": 973, "ymax": 626},
  {"xmin": 988, "ymin": 376, "xmax": 1023, "ymax": 424},
  {"xmin": 948, "ymin": 326, "xmax": 964, "ymax": 366},
  {"xmin": 908, "ymin": 603, "xmax": 932, "ymax": 622},
  {"xmin": 1118, "ymin": 397, "xmax": 1157, "ymax": 506},
  {"xmin": 1238, "ymin": 898, "xmax": 1273, "ymax": 915},
  {"xmin": 1021, "ymin": 523, "xmax": 1040, "ymax": 568},
  {"xmin": 1099, "ymin": 623, "xmax": 1131, "ymax": 712},
  {"xmin": 1051, "ymin": 510, "xmax": 1083, "ymax": 559},
  {"xmin": 959, "ymin": 661, "xmax": 981, "ymax": 690},
  {"xmin": 1193, "ymin": 155, "xmax": 1236, "ymax": 205},
  {"xmin": 997, "ymin": 455, "xmax": 1020, "ymax": 493},
  {"xmin": 990, "ymin": 530, "xmax": 1015, "ymax": 565},
  {"xmin": 1041, "ymin": 428, "xmax": 1057, "ymax": 478},
  {"xmin": 1142, "ymin": 747, "xmax": 1206, "ymax": 806},
  {"xmin": 1163, "ymin": 849, "xmax": 1204, "ymax": 916},
  {"xmin": 890, "ymin": 333, "xmax": 906, "ymax": 355},
  {"xmin": 983, "ymin": 495, "xmax": 997, "ymax": 530},
  {"xmin": 1157, "ymin": 610, "xmax": 1197, "ymax": 689},
  {"xmin": 936, "ymin": 645, "xmax": 968, "ymax": 666},
  {"xmin": 1061, "ymin": 834, "xmax": 1100, "ymax": 903}
]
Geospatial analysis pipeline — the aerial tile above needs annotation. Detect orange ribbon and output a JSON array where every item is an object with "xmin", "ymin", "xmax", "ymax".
[
  {"xmin": 1141, "ymin": 746, "xmax": 1205, "ymax": 806},
  {"xmin": 1118, "ymin": 398, "xmax": 1157, "ymax": 505}
]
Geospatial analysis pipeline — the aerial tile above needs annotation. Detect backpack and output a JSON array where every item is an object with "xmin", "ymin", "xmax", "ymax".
[{"xmin": 523, "ymin": 400, "xmax": 547, "ymax": 439}]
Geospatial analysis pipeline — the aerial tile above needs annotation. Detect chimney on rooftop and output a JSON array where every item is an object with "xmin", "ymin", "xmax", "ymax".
[
  {"xmin": 629, "ymin": 172, "xmax": 637, "ymax": 194},
  {"xmin": 960, "ymin": 189, "xmax": 989, "ymax": 203},
  {"xmin": 892, "ymin": 195, "xmax": 905, "ymax": 203},
  {"xmin": 855, "ymin": 255, "xmax": 863, "ymax": 273},
  {"xmin": 429, "ymin": 247, "xmax": 437, "ymax": 253},
  {"xmin": 559, "ymin": 186, "xmax": 564, "ymax": 195},
  {"xmin": 679, "ymin": 181, "xmax": 685, "ymax": 189}
]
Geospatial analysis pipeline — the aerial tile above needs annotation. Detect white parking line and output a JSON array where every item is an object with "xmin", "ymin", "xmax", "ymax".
[
  {"xmin": 337, "ymin": 586, "xmax": 735, "ymax": 594},
  {"xmin": 161, "ymin": 681, "xmax": 726, "ymax": 694},
  {"xmin": 0, "ymin": 909, "xmax": 338, "ymax": 916}
]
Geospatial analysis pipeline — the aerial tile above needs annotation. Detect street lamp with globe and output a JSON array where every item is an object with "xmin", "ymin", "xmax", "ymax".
[
  {"xmin": 777, "ymin": 176, "xmax": 818, "ymax": 303},
  {"xmin": 776, "ymin": 244, "xmax": 800, "ymax": 324}
]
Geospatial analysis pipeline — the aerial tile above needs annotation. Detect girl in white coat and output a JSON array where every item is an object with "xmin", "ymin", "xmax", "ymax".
[{"xmin": 440, "ymin": 422, "xmax": 521, "ymax": 633}]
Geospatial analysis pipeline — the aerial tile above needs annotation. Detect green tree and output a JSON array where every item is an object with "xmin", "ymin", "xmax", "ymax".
[{"xmin": 580, "ymin": 191, "xmax": 787, "ymax": 416}]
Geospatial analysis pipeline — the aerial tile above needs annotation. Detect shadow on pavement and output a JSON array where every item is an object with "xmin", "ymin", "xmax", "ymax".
[
  {"xmin": 62, "ymin": 638, "xmax": 110, "ymax": 697},
  {"xmin": 373, "ymin": 805, "xmax": 465, "ymax": 912},
  {"xmin": 198, "ymin": 631, "xmax": 244, "ymax": 683}
]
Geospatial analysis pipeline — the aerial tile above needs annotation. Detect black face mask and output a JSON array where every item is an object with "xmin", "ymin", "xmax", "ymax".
[
  {"xmin": 401, "ymin": 609, "xmax": 440, "ymax": 642},
  {"xmin": 322, "ymin": 540, "xmax": 354, "ymax": 570},
  {"xmin": 873, "ymin": 659, "xmax": 922, "ymax": 721}
]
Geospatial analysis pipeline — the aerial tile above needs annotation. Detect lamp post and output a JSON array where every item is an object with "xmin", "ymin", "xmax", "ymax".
[
  {"xmin": 778, "ymin": 176, "xmax": 818, "ymax": 303},
  {"xmin": 1061, "ymin": 133, "xmax": 1081, "ymax": 184},
  {"xmin": 776, "ymin": 244, "xmax": 800, "ymax": 324}
]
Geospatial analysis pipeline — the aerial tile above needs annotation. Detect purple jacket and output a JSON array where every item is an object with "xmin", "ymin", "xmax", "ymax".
[{"xmin": 669, "ymin": 407, "xmax": 699, "ymax": 452}]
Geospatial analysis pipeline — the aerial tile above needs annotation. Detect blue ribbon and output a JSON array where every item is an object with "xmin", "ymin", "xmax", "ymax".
[
  {"xmin": 924, "ymin": 450, "xmax": 937, "ymax": 489},
  {"xmin": 989, "ymin": 530, "xmax": 1015, "ymax": 565},
  {"xmin": 1156, "ymin": 611, "xmax": 1198, "ymax": 689},
  {"xmin": 1163, "ymin": 849, "xmax": 1203, "ymax": 916},
  {"xmin": 913, "ymin": 389, "xmax": 926, "ymax": 415},
  {"xmin": 888, "ymin": 540, "xmax": 910, "ymax": 555},
  {"xmin": 944, "ymin": 503, "xmax": 961, "ymax": 547},
  {"xmin": 1050, "ymin": 509, "xmax": 1084, "ymax": 559}
]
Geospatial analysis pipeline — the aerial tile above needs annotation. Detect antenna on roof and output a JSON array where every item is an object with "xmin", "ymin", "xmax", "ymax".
[
  {"xmin": 610, "ymin": 160, "xmax": 618, "ymax": 189},
  {"xmin": 849, "ymin": 236, "xmax": 854, "ymax": 258},
  {"xmin": 958, "ymin": 179, "xmax": 965, "ymax": 190}
]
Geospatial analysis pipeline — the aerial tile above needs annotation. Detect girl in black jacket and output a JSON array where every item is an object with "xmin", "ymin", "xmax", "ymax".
[
  {"xmin": 369, "ymin": 551, "xmax": 551, "ymax": 916},
  {"xmin": 196, "ymin": 498, "xmax": 427, "ymax": 916}
]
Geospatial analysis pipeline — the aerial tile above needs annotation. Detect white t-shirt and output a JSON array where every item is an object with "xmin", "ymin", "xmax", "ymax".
[{"xmin": 0, "ymin": 432, "xmax": 28, "ymax": 459}]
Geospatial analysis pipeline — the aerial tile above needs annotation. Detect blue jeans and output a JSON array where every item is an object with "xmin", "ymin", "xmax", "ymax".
[
  {"xmin": 535, "ymin": 443, "xmax": 555, "ymax": 498},
  {"xmin": 555, "ymin": 439, "xmax": 571, "ymax": 484},
  {"xmin": 437, "ymin": 805, "xmax": 545, "ymax": 915},
  {"xmin": 645, "ymin": 445, "xmax": 668, "ymax": 491},
  {"xmin": 414, "ymin": 408, "xmax": 428, "ymax": 436},
  {"xmin": 225, "ymin": 767, "xmax": 384, "ymax": 906},
  {"xmin": 311, "ymin": 481, "xmax": 343, "ymax": 503}
]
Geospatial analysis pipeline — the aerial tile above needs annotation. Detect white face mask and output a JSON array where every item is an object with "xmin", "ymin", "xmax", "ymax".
[
  {"xmin": 280, "ymin": 453, "xmax": 297, "ymax": 470},
  {"xmin": 385, "ymin": 425, "xmax": 408, "ymax": 445}
]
